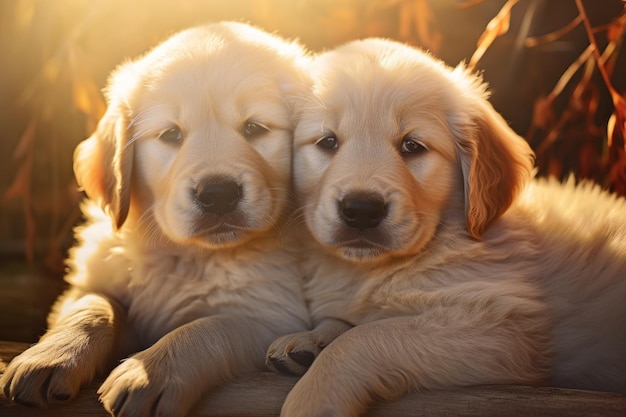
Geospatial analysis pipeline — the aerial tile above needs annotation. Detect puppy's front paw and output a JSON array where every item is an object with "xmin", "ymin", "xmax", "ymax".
[
  {"xmin": 266, "ymin": 332, "xmax": 323, "ymax": 376},
  {"xmin": 266, "ymin": 319, "xmax": 352, "ymax": 376},
  {"xmin": 1, "ymin": 338, "xmax": 99, "ymax": 407},
  {"xmin": 98, "ymin": 354, "xmax": 194, "ymax": 417}
]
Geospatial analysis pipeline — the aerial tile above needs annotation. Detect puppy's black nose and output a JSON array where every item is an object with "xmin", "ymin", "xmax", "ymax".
[
  {"xmin": 194, "ymin": 178, "xmax": 241, "ymax": 216},
  {"xmin": 339, "ymin": 192, "xmax": 387, "ymax": 230}
]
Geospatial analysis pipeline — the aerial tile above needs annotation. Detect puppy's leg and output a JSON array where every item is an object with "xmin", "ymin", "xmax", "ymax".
[
  {"xmin": 0, "ymin": 288, "xmax": 129, "ymax": 407},
  {"xmin": 266, "ymin": 318, "xmax": 352, "ymax": 375},
  {"xmin": 98, "ymin": 314, "xmax": 278, "ymax": 417},
  {"xmin": 280, "ymin": 310, "xmax": 551, "ymax": 417}
]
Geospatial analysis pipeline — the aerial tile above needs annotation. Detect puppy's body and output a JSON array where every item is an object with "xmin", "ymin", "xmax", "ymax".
[
  {"xmin": 69, "ymin": 203, "xmax": 306, "ymax": 349},
  {"xmin": 267, "ymin": 38, "xmax": 626, "ymax": 417},
  {"xmin": 1, "ymin": 22, "xmax": 310, "ymax": 417},
  {"xmin": 299, "ymin": 178, "xmax": 626, "ymax": 388}
]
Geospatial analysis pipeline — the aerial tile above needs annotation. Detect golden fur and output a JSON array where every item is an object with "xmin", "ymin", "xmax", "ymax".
[
  {"xmin": 1, "ymin": 22, "xmax": 311, "ymax": 417},
  {"xmin": 266, "ymin": 38, "xmax": 626, "ymax": 417}
]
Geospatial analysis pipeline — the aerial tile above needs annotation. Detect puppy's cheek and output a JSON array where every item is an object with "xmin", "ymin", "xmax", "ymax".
[
  {"xmin": 134, "ymin": 142, "xmax": 176, "ymax": 186},
  {"xmin": 132, "ymin": 141, "xmax": 177, "ymax": 217},
  {"xmin": 307, "ymin": 203, "xmax": 339, "ymax": 246},
  {"xmin": 263, "ymin": 162, "xmax": 292, "ymax": 207},
  {"xmin": 253, "ymin": 136, "xmax": 292, "ymax": 176},
  {"xmin": 153, "ymin": 187, "xmax": 198, "ymax": 240},
  {"xmin": 249, "ymin": 132, "xmax": 291, "ymax": 182},
  {"xmin": 294, "ymin": 148, "xmax": 329, "ymax": 196},
  {"xmin": 235, "ymin": 170, "xmax": 273, "ymax": 225},
  {"xmin": 400, "ymin": 218, "xmax": 438, "ymax": 255},
  {"xmin": 268, "ymin": 186, "xmax": 289, "ymax": 220}
]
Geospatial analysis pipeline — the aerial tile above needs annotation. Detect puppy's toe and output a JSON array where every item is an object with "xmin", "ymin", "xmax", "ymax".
[
  {"xmin": 288, "ymin": 350, "xmax": 316, "ymax": 368},
  {"xmin": 100, "ymin": 378, "xmax": 191, "ymax": 417},
  {"xmin": 99, "ymin": 356, "xmax": 194, "ymax": 417},
  {"xmin": 102, "ymin": 386, "xmax": 160, "ymax": 417},
  {"xmin": 267, "ymin": 356, "xmax": 307, "ymax": 376},
  {"xmin": 1, "ymin": 334, "xmax": 104, "ymax": 408},
  {"xmin": 98, "ymin": 360, "xmax": 147, "ymax": 415},
  {"xmin": 266, "ymin": 332, "xmax": 321, "ymax": 376},
  {"xmin": 12, "ymin": 394, "xmax": 42, "ymax": 408},
  {"xmin": 155, "ymin": 385, "xmax": 197, "ymax": 417},
  {"xmin": 51, "ymin": 392, "xmax": 71, "ymax": 402},
  {"xmin": 7, "ymin": 365, "xmax": 84, "ymax": 407},
  {"xmin": 45, "ymin": 366, "xmax": 86, "ymax": 404}
]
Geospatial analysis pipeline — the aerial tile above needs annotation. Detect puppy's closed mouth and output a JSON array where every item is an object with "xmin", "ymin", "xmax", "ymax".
[
  {"xmin": 191, "ymin": 216, "xmax": 255, "ymax": 244},
  {"xmin": 333, "ymin": 227, "xmax": 390, "ymax": 249},
  {"xmin": 193, "ymin": 210, "xmax": 246, "ymax": 232},
  {"xmin": 331, "ymin": 235, "xmax": 391, "ymax": 261},
  {"xmin": 191, "ymin": 225, "xmax": 252, "ymax": 248},
  {"xmin": 196, "ymin": 222, "xmax": 250, "ymax": 237}
]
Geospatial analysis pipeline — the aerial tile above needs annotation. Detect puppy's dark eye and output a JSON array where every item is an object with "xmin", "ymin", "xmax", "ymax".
[
  {"xmin": 316, "ymin": 135, "xmax": 339, "ymax": 151},
  {"xmin": 158, "ymin": 126, "xmax": 183, "ymax": 144},
  {"xmin": 243, "ymin": 121, "xmax": 269, "ymax": 139},
  {"xmin": 401, "ymin": 137, "xmax": 427, "ymax": 154}
]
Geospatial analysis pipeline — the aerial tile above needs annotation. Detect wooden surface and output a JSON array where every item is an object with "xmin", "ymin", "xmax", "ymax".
[{"xmin": 2, "ymin": 341, "xmax": 626, "ymax": 416}]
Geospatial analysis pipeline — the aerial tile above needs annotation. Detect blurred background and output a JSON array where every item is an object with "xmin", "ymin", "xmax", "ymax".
[{"xmin": 0, "ymin": 0, "xmax": 624, "ymax": 342}]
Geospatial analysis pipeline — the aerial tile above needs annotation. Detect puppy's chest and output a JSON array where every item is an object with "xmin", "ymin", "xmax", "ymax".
[
  {"xmin": 306, "ymin": 259, "xmax": 438, "ymax": 324},
  {"xmin": 305, "ymin": 255, "xmax": 522, "ymax": 325},
  {"xmin": 126, "ymin": 253, "xmax": 261, "ymax": 345}
]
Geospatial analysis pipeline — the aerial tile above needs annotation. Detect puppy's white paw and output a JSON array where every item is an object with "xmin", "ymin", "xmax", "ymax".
[
  {"xmin": 0, "ymin": 336, "xmax": 99, "ymax": 407},
  {"xmin": 98, "ymin": 354, "xmax": 194, "ymax": 417}
]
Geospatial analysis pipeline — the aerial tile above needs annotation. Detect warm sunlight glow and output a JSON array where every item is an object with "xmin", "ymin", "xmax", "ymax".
[{"xmin": 0, "ymin": 0, "xmax": 624, "ymax": 271}]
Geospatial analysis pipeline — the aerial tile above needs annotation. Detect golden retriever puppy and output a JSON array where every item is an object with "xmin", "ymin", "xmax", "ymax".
[
  {"xmin": 266, "ymin": 38, "xmax": 626, "ymax": 417},
  {"xmin": 0, "ymin": 22, "xmax": 311, "ymax": 417}
]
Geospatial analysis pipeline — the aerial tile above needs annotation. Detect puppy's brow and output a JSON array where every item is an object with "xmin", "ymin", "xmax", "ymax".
[
  {"xmin": 128, "ymin": 104, "xmax": 169, "ymax": 128},
  {"xmin": 124, "ymin": 105, "xmax": 177, "ymax": 151}
]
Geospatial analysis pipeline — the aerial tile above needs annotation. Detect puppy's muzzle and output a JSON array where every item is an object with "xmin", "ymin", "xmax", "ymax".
[
  {"xmin": 339, "ymin": 192, "xmax": 387, "ymax": 230},
  {"xmin": 194, "ymin": 177, "xmax": 242, "ymax": 216}
]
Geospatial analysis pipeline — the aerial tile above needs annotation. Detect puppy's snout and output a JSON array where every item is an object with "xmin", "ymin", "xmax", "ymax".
[
  {"xmin": 339, "ymin": 192, "xmax": 387, "ymax": 230},
  {"xmin": 194, "ymin": 178, "xmax": 242, "ymax": 216}
]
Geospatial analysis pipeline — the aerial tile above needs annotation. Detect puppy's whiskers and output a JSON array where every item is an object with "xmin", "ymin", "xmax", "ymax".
[
  {"xmin": 128, "ymin": 105, "xmax": 168, "ymax": 129},
  {"xmin": 282, "ymin": 203, "xmax": 310, "ymax": 230}
]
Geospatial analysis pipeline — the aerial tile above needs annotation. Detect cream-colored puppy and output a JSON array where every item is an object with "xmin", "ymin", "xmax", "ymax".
[
  {"xmin": 1, "ymin": 22, "xmax": 311, "ymax": 417},
  {"xmin": 267, "ymin": 38, "xmax": 626, "ymax": 417}
]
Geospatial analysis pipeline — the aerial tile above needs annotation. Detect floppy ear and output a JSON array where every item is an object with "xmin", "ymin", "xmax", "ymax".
[
  {"xmin": 73, "ymin": 102, "xmax": 134, "ymax": 230},
  {"xmin": 456, "ymin": 98, "xmax": 534, "ymax": 239}
]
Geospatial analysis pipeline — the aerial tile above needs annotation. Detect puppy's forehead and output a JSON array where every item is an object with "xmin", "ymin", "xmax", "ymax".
[
  {"xmin": 144, "ymin": 48, "xmax": 280, "ymax": 101},
  {"xmin": 313, "ymin": 42, "xmax": 461, "ymax": 119},
  {"xmin": 128, "ymin": 39, "xmax": 293, "ymax": 129}
]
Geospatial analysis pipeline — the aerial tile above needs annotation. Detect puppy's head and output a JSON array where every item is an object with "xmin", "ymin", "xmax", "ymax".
[
  {"xmin": 294, "ymin": 38, "xmax": 533, "ymax": 263},
  {"xmin": 74, "ymin": 22, "xmax": 309, "ymax": 249}
]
